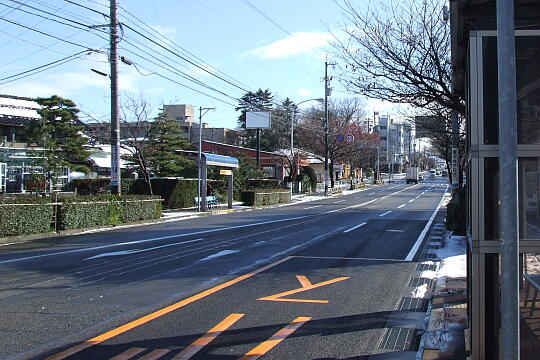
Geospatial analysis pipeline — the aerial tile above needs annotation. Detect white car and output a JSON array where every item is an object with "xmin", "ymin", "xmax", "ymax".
[{"xmin": 429, "ymin": 170, "xmax": 436, "ymax": 179}]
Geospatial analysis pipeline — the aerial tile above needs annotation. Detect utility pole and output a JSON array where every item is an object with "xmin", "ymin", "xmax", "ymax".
[
  {"xmin": 109, "ymin": 0, "xmax": 121, "ymax": 194},
  {"xmin": 324, "ymin": 59, "xmax": 335, "ymax": 196},
  {"xmin": 198, "ymin": 106, "xmax": 215, "ymax": 212},
  {"xmin": 497, "ymin": 0, "xmax": 520, "ymax": 358}
]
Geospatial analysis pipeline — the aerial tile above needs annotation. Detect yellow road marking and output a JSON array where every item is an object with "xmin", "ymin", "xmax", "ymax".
[
  {"xmin": 171, "ymin": 313, "xmax": 245, "ymax": 360},
  {"xmin": 110, "ymin": 347, "xmax": 146, "ymax": 360},
  {"xmin": 45, "ymin": 256, "xmax": 293, "ymax": 360},
  {"xmin": 258, "ymin": 275, "xmax": 350, "ymax": 303},
  {"xmin": 138, "ymin": 349, "xmax": 171, "ymax": 360},
  {"xmin": 239, "ymin": 317, "xmax": 311, "ymax": 360}
]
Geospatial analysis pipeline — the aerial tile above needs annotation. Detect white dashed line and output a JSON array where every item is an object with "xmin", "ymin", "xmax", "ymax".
[
  {"xmin": 304, "ymin": 205, "xmax": 322, "ymax": 209},
  {"xmin": 368, "ymin": 192, "xmax": 375, "ymax": 195},
  {"xmin": 408, "ymin": 199, "xmax": 415, "ymax": 203},
  {"xmin": 386, "ymin": 229, "xmax": 405, "ymax": 233},
  {"xmin": 416, "ymin": 195, "xmax": 421, "ymax": 199},
  {"xmin": 397, "ymin": 204, "xmax": 406, "ymax": 209},
  {"xmin": 379, "ymin": 211, "xmax": 392, "ymax": 217},
  {"xmin": 333, "ymin": 200, "xmax": 346, "ymax": 203},
  {"xmin": 343, "ymin": 222, "xmax": 368, "ymax": 233}
]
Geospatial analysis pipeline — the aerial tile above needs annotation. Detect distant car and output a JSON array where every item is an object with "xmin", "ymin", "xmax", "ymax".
[
  {"xmin": 429, "ymin": 170, "xmax": 436, "ymax": 179},
  {"xmin": 419, "ymin": 175, "xmax": 424, "ymax": 181},
  {"xmin": 441, "ymin": 170, "xmax": 448, "ymax": 177}
]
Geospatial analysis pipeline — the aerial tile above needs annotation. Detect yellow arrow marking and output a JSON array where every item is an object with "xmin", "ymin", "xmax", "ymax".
[{"xmin": 258, "ymin": 275, "xmax": 350, "ymax": 303}]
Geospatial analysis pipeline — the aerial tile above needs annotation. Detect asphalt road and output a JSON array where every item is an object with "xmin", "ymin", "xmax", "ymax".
[{"xmin": 0, "ymin": 178, "xmax": 449, "ymax": 360}]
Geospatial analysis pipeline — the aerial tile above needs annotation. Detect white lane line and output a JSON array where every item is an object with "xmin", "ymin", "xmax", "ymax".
[
  {"xmin": 408, "ymin": 199, "xmax": 415, "ymax": 203},
  {"xmin": 0, "ymin": 214, "xmax": 312, "ymax": 265},
  {"xmin": 397, "ymin": 204, "xmax": 406, "ymax": 209},
  {"xmin": 416, "ymin": 195, "xmax": 421, "ymax": 199},
  {"xmin": 304, "ymin": 205, "xmax": 323, "ymax": 209},
  {"xmin": 379, "ymin": 211, "xmax": 392, "ymax": 217},
  {"xmin": 386, "ymin": 229, "xmax": 405, "ymax": 233},
  {"xmin": 405, "ymin": 185, "xmax": 449, "ymax": 261},
  {"xmin": 333, "ymin": 200, "xmax": 346, "ymax": 203},
  {"xmin": 368, "ymin": 192, "xmax": 375, "ymax": 195},
  {"xmin": 343, "ymin": 222, "xmax": 368, "ymax": 233},
  {"xmin": 84, "ymin": 238, "xmax": 205, "ymax": 260}
]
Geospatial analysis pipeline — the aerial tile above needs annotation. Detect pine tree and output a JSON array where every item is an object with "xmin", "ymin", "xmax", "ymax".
[
  {"xmin": 25, "ymin": 95, "xmax": 89, "ymax": 190},
  {"xmin": 147, "ymin": 112, "xmax": 194, "ymax": 177}
]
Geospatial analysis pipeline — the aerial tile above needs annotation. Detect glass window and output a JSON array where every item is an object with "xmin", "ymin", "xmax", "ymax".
[
  {"xmin": 519, "ymin": 159, "xmax": 540, "ymax": 239},
  {"xmin": 484, "ymin": 158, "xmax": 499, "ymax": 240},
  {"xmin": 482, "ymin": 35, "xmax": 540, "ymax": 144}
]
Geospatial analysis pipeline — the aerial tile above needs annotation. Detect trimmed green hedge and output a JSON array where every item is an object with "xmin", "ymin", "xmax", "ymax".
[
  {"xmin": 247, "ymin": 179, "xmax": 282, "ymax": 189},
  {"xmin": 126, "ymin": 178, "xmax": 198, "ymax": 209},
  {"xmin": 0, "ymin": 197, "xmax": 54, "ymax": 236},
  {"xmin": 0, "ymin": 195, "xmax": 161, "ymax": 236},
  {"xmin": 350, "ymin": 182, "xmax": 366, "ymax": 190},
  {"xmin": 57, "ymin": 195, "xmax": 162, "ymax": 230},
  {"xmin": 72, "ymin": 178, "xmax": 110, "ymax": 195},
  {"xmin": 241, "ymin": 189, "xmax": 290, "ymax": 206}
]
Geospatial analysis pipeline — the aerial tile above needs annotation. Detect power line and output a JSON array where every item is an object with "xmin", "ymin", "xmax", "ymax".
[
  {"xmin": 0, "ymin": 50, "xmax": 92, "ymax": 85},
  {"xmin": 0, "ymin": 16, "xmax": 97, "ymax": 49}
]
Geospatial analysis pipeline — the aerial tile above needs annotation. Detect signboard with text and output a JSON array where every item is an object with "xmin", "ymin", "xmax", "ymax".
[{"xmin": 451, "ymin": 147, "xmax": 459, "ymax": 189}]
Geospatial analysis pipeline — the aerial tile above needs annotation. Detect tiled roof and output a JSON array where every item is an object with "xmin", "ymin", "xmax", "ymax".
[{"xmin": 0, "ymin": 115, "xmax": 34, "ymax": 127}]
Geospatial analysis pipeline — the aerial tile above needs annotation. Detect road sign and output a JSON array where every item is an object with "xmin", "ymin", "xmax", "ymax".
[
  {"xmin": 451, "ymin": 147, "xmax": 459, "ymax": 189},
  {"xmin": 336, "ymin": 134, "xmax": 344, "ymax": 142},
  {"xmin": 345, "ymin": 134, "xmax": 354, "ymax": 143},
  {"xmin": 220, "ymin": 169, "xmax": 232, "ymax": 176}
]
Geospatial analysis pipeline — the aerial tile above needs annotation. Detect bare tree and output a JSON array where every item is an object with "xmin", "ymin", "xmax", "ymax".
[
  {"xmin": 297, "ymin": 98, "xmax": 379, "ymax": 187},
  {"xmin": 332, "ymin": 0, "xmax": 463, "ymax": 115}
]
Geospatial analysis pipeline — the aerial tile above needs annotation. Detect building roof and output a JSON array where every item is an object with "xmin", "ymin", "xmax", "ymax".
[{"xmin": 0, "ymin": 95, "xmax": 40, "ymax": 127}]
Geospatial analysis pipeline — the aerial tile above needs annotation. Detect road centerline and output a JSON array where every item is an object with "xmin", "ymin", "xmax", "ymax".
[
  {"xmin": 379, "ymin": 211, "xmax": 392, "ymax": 217},
  {"xmin": 343, "ymin": 222, "xmax": 368, "ymax": 233}
]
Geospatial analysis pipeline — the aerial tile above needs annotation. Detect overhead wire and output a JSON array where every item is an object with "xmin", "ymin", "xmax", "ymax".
[{"xmin": 0, "ymin": 50, "xmax": 93, "ymax": 85}]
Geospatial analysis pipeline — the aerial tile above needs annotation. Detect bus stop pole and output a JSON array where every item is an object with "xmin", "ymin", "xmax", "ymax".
[
  {"xmin": 228, "ymin": 173, "xmax": 233, "ymax": 209},
  {"xmin": 497, "ymin": 0, "xmax": 520, "ymax": 358}
]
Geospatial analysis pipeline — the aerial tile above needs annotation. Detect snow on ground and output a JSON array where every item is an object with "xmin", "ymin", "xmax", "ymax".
[{"xmin": 436, "ymin": 235, "xmax": 467, "ymax": 279}]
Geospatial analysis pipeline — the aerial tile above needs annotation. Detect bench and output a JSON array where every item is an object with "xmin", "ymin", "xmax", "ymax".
[
  {"xmin": 194, "ymin": 196, "xmax": 218, "ymax": 209},
  {"xmin": 524, "ymin": 273, "xmax": 540, "ymax": 316}
]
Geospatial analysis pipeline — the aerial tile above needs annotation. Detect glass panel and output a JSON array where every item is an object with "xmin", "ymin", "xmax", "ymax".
[
  {"xmin": 521, "ymin": 253, "xmax": 540, "ymax": 358},
  {"xmin": 482, "ymin": 35, "xmax": 540, "ymax": 144},
  {"xmin": 484, "ymin": 158, "xmax": 499, "ymax": 240},
  {"xmin": 485, "ymin": 253, "xmax": 500, "ymax": 360},
  {"xmin": 483, "ymin": 37, "xmax": 499, "ymax": 144},
  {"xmin": 520, "ymin": 159, "xmax": 540, "ymax": 239}
]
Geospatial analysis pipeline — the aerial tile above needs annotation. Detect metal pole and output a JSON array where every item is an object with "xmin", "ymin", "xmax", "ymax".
[
  {"xmin": 109, "ymin": 0, "xmax": 121, "ymax": 194},
  {"xmin": 497, "ymin": 0, "xmax": 520, "ymax": 358},
  {"xmin": 290, "ymin": 109, "xmax": 294, "ymax": 199},
  {"xmin": 256, "ymin": 128, "xmax": 261, "ymax": 166},
  {"xmin": 197, "ymin": 106, "xmax": 202, "ymax": 212},
  {"xmin": 324, "ymin": 60, "xmax": 330, "ymax": 195}
]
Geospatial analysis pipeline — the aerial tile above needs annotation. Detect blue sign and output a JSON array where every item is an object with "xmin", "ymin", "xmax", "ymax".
[{"xmin": 336, "ymin": 134, "xmax": 345, "ymax": 142}]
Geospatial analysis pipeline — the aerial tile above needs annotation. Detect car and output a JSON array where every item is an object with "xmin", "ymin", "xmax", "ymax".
[
  {"xmin": 429, "ymin": 170, "xmax": 436, "ymax": 179},
  {"xmin": 418, "ymin": 175, "xmax": 424, "ymax": 181}
]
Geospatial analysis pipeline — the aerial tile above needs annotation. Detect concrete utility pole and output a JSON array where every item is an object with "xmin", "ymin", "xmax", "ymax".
[
  {"xmin": 198, "ymin": 106, "xmax": 215, "ymax": 212},
  {"xmin": 496, "ymin": 0, "xmax": 520, "ymax": 358},
  {"xmin": 324, "ymin": 59, "xmax": 335, "ymax": 195},
  {"xmin": 109, "ymin": 0, "xmax": 121, "ymax": 194}
]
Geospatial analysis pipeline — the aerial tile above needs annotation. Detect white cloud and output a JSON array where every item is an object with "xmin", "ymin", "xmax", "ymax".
[
  {"xmin": 243, "ymin": 31, "xmax": 333, "ymax": 59},
  {"xmin": 298, "ymin": 88, "xmax": 313, "ymax": 97}
]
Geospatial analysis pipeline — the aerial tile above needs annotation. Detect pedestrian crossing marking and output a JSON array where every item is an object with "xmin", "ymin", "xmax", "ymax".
[
  {"xmin": 110, "ymin": 347, "xmax": 146, "ymax": 360},
  {"xmin": 239, "ymin": 317, "xmax": 311, "ymax": 359},
  {"xmin": 258, "ymin": 275, "xmax": 350, "ymax": 303},
  {"xmin": 171, "ymin": 313, "xmax": 244, "ymax": 360},
  {"xmin": 138, "ymin": 349, "xmax": 171, "ymax": 360}
]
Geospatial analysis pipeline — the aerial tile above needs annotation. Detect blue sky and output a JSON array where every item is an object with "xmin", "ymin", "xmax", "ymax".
[{"xmin": 0, "ymin": 0, "xmax": 388, "ymax": 129}]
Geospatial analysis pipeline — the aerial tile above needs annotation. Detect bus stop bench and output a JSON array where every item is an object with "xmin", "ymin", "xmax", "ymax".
[
  {"xmin": 524, "ymin": 273, "xmax": 540, "ymax": 316},
  {"xmin": 194, "ymin": 196, "xmax": 218, "ymax": 209}
]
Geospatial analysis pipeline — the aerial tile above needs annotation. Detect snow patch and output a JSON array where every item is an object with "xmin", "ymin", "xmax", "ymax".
[{"xmin": 412, "ymin": 283, "xmax": 428, "ymax": 298}]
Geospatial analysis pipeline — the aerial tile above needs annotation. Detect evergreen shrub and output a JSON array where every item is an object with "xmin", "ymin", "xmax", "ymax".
[{"xmin": 0, "ymin": 197, "xmax": 54, "ymax": 236}]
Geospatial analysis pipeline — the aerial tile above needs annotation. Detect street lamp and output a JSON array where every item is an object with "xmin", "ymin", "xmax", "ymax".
[
  {"xmin": 198, "ymin": 106, "xmax": 215, "ymax": 211},
  {"xmin": 289, "ymin": 98, "xmax": 324, "ymax": 198}
]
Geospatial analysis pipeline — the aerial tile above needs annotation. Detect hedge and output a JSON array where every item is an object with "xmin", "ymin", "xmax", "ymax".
[
  {"xmin": 57, "ymin": 195, "xmax": 162, "ymax": 230},
  {"xmin": 246, "ymin": 179, "xmax": 282, "ymax": 189},
  {"xmin": 126, "ymin": 178, "xmax": 199, "ymax": 209},
  {"xmin": 241, "ymin": 189, "xmax": 290, "ymax": 207},
  {"xmin": 350, "ymin": 182, "xmax": 366, "ymax": 190},
  {"xmin": 71, "ymin": 178, "xmax": 137, "ymax": 195},
  {"xmin": 0, "ymin": 195, "xmax": 161, "ymax": 236},
  {"xmin": 0, "ymin": 197, "xmax": 54, "ymax": 236}
]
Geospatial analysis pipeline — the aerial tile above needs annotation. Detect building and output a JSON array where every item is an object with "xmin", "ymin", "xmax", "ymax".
[
  {"xmin": 162, "ymin": 104, "xmax": 240, "ymax": 145},
  {"xmin": 198, "ymin": 140, "xmax": 288, "ymax": 180},
  {"xmin": 451, "ymin": 0, "xmax": 540, "ymax": 358},
  {"xmin": 374, "ymin": 115, "xmax": 415, "ymax": 174},
  {"xmin": 0, "ymin": 95, "xmax": 40, "ymax": 142}
]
